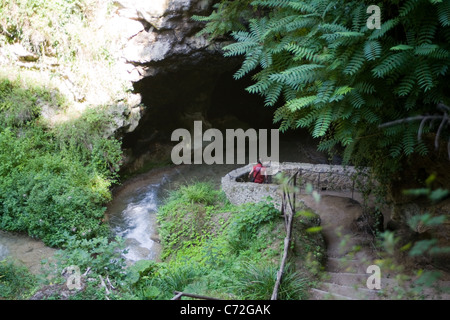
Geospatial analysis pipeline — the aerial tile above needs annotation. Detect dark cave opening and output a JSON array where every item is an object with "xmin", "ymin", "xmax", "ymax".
[
  {"xmin": 123, "ymin": 60, "xmax": 275, "ymax": 155},
  {"xmin": 120, "ymin": 56, "xmax": 329, "ymax": 174}
]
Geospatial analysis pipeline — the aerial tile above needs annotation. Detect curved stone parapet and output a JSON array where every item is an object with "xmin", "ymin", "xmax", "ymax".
[{"xmin": 221, "ymin": 162, "xmax": 372, "ymax": 208}]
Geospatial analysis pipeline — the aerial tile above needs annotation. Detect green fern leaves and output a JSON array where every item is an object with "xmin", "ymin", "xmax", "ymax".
[{"xmin": 195, "ymin": 0, "xmax": 450, "ymax": 172}]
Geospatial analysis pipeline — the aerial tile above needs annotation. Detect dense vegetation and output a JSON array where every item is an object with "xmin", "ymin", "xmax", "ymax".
[
  {"xmin": 150, "ymin": 182, "xmax": 324, "ymax": 299},
  {"xmin": 194, "ymin": 0, "xmax": 450, "ymax": 184},
  {"xmin": 1, "ymin": 183, "xmax": 325, "ymax": 300},
  {"xmin": 0, "ymin": 76, "xmax": 122, "ymax": 246}
]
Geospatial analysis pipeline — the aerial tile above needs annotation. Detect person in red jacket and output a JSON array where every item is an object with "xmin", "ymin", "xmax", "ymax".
[{"xmin": 248, "ymin": 160, "xmax": 267, "ymax": 184}]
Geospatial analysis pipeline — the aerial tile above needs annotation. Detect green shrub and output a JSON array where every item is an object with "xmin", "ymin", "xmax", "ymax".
[
  {"xmin": 146, "ymin": 184, "xmax": 317, "ymax": 300},
  {"xmin": 227, "ymin": 199, "xmax": 279, "ymax": 253},
  {"xmin": 232, "ymin": 262, "xmax": 308, "ymax": 300},
  {"xmin": 178, "ymin": 182, "xmax": 219, "ymax": 205},
  {"xmin": 157, "ymin": 182, "xmax": 228, "ymax": 258},
  {"xmin": 0, "ymin": 259, "xmax": 38, "ymax": 299},
  {"xmin": 54, "ymin": 236, "xmax": 127, "ymax": 280},
  {"xmin": 154, "ymin": 264, "xmax": 208, "ymax": 299},
  {"xmin": 0, "ymin": 78, "xmax": 122, "ymax": 247},
  {"xmin": 0, "ymin": 77, "xmax": 60, "ymax": 127}
]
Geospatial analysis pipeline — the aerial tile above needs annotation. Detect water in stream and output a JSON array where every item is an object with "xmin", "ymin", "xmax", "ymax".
[
  {"xmin": 107, "ymin": 182, "xmax": 164, "ymax": 262},
  {"xmin": 105, "ymin": 163, "xmax": 240, "ymax": 264}
]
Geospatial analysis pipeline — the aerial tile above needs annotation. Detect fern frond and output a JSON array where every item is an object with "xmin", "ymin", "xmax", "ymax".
[
  {"xmin": 269, "ymin": 64, "xmax": 324, "ymax": 89},
  {"xmin": 286, "ymin": 1, "xmax": 319, "ymax": 13},
  {"xmin": 351, "ymin": 4, "xmax": 366, "ymax": 32},
  {"xmin": 414, "ymin": 43, "xmax": 439, "ymax": 55},
  {"xmin": 234, "ymin": 49, "xmax": 262, "ymax": 79},
  {"xmin": 368, "ymin": 18, "xmax": 400, "ymax": 40},
  {"xmin": 348, "ymin": 91, "xmax": 365, "ymax": 109},
  {"xmin": 296, "ymin": 109, "xmax": 317, "ymax": 128},
  {"xmin": 417, "ymin": 19, "xmax": 438, "ymax": 45},
  {"xmin": 285, "ymin": 43, "xmax": 320, "ymax": 63},
  {"xmin": 343, "ymin": 48, "xmax": 365, "ymax": 75},
  {"xmin": 285, "ymin": 16, "xmax": 318, "ymax": 32},
  {"xmin": 317, "ymin": 138, "xmax": 338, "ymax": 152},
  {"xmin": 437, "ymin": 0, "xmax": 450, "ymax": 27},
  {"xmin": 286, "ymin": 96, "xmax": 317, "ymax": 111},
  {"xmin": 315, "ymin": 80, "xmax": 336, "ymax": 103},
  {"xmin": 390, "ymin": 44, "xmax": 414, "ymax": 51},
  {"xmin": 372, "ymin": 52, "xmax": 409, "ymax": 78},
  {"xmin": 223, "ymin": 38, "xmax": 258, "ymax": 57},
  {"xmin": 312, "ymin": 107, "xmax": 333, "ymax": 137},
  {"xmin": 334, "ymin": 121, "xmax": 354, "ymax": 146},
  {"xmin": 415, "ymin": 60, "xmax": 434, "ymax": 91},
  {"xmin": 331, "ymin": 86, "xmax": 353, "ymax": 102},
  {"xmin": 402, "ymin": 124, "xmax": 419, "ymax": 155},
  {"xmin": 354, "ymin": 82, "xmax": 376, "ymax": 94},
  {"xmin": 395, "ymin": 74, "xmax": 416, "ymax": 96},
  {"xmin": 361, "ymin": 107, "xmax": 380, "ymax": 124},
  {"xmin": 364, "ymin": 40, "xmax": 382, "ymax": 61},
  {"xmin": 264, "ymin": 82, "xmax": 284, "ymax": 107},
  {"xmin": 399, "ymin": 0, "xmax": 421, "ymax": 17}
]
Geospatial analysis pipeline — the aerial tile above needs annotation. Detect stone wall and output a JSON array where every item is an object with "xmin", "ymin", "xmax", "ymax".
[{"xmin": 221, "ymin": 162, "xmax": 372, "ymax": 208}]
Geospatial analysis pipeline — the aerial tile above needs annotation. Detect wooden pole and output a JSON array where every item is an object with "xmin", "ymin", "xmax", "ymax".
[
  {"xmin": 271, "ymin": 171, "xmax": 297, "ymax": 300},
  {"xmin": 172, "ymin": 291, "xmax": 221, "ymax": 300}
]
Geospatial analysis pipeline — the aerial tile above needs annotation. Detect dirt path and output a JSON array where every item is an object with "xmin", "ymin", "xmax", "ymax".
[{"xmin": 301, "ymin": 194, "xmax": 378, "ymax": 270}]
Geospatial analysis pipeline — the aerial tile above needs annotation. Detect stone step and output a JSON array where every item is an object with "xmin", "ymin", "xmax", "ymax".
[
  {"xmin": 321, "ymin": 272, "xmax": 450, "ymax": 300},
  {"xmin": 319, "ymin": 282, "xmax": 381, "ymax": 300},
  {"xmin": 325, "ymin": 257, "xmax": 368, "ymax": 273},
  {"xmin": 309, "ymin": 288, "xmax": 354, "ymax": 300},
  {"xmin": 322, "ymin": 272, "xmax": 368, "ymax": 286}
]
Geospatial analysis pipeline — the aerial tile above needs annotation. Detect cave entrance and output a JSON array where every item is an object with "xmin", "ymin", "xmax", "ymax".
[
  {"xmin": 120, "ymin": 56, "xmax": 328, "ymax": 175},
  {"xmin": 121, "ymin": 58, "xmax": 276, "ymax": 166}
]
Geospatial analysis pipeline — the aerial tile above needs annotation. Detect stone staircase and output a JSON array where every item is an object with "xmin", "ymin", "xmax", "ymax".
[
  {"xmin": 310, "ymin": 257, "xmax": 450, "ymax": 300},
  {"xmin": 301, "ymin": 194, "xmax": 450, "ymax": 300},
  {"xmin": 310, "ymin": 257, "xmax": 387, "ymax": 300}
]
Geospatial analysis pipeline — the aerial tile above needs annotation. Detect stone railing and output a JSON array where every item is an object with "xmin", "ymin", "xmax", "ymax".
[{"xmin": 221, "ymin": 162, "xmax": 372, "ymax": 208}]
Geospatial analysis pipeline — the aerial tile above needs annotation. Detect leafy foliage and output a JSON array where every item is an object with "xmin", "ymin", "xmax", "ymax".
[
  {"xmin": 232, "ymin": 262, "xmax": 309, "ymax": 300},
  {"xmin": 39, "ymin": 236, "xmax": 134, "ymax": 300},
  {"xmin": 53, "ymin": 236, "xmax": 128, "ymax": 281},
  {"xmin": 377, "ymin": 176, "xmax": 450, "ymax": 298},
  {"xmin": 195, "ymin": 0, "xmax": 450, "ymax": 180},
  {"xmin": 0, "ymin": 77, "xmax": 122, "ymax": 247},
  {"xmin": 227, "ymin": 198, "xmax": 279, "ymax": 253},
  {"xmin": 0, "ymin": 0, "xmax": 131, "ymax": 106},
  {"xmin": 0, "ymin": 259, "xmax": 38, "ymax": 299},
  {"xmin": 151, "ymin": 182, "xmax": 320, "ymax": 299}
]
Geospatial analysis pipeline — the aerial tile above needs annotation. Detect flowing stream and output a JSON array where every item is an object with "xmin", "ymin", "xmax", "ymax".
[{"xmin": 105, "ymin": 163, "xmax": 241, "ymax": 264}]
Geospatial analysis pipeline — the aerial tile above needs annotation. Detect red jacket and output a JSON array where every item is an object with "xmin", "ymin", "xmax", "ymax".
[{"xmin": 252, "ymin": 163, "xmax": 265, "ymax": 184}]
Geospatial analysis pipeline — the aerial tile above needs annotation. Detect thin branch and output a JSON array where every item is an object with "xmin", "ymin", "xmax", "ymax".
[
  {"xmin": 418, "ymin": 116, "xmax": 428, "ymax": 142},
  {"xmin": 378, "ymin": 103, "xmax": 450, "ymax": 159},
  {"xmin": 448, "ymin": 138, "xmax": 450, "ymax": 160},
  {"xmin": 437, "ymin": 103, "xmax": 450, "ymax": 113},
  {"xmin": 435, "ymin": 112, "xmax": 448, "ymax": 150},
  {"xmin": 378, "ymin": 115, "xmax": 443, "ymax": 128},
  {"xmin": 99, "ymin": 275, "xmax": 110, "ymax": 298},
  {"xmin": 82, "ymin": 267, "xmax": 91, "ymax": 277},
  {"xmin": 172, "ymin": 291, "xmax": 221, "ymax": 300}
]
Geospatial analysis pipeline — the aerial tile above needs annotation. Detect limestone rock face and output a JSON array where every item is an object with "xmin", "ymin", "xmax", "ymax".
[{"xmin": 116, "ymin": 0, "xmax": 218, "ymax": 82}]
